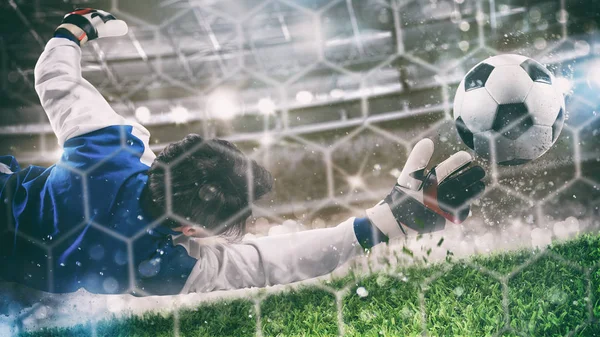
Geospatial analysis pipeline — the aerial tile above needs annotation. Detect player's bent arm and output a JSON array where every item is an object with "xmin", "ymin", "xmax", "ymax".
[
  {"xmin": 35, "ymin": 38, "xmax": 116, "ymax": 144},
  {"xmin": 178, "ymin": 218, "xmax": 366, "ymax": 293},
  {"xmin": 34, "ymin": 9, "xmax": 155, "ymax": 166}
]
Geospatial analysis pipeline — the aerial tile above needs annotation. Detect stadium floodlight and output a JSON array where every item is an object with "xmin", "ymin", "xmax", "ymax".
[
  {"xmin": 534, "ymin": 38, "xmax": 547, "ymax": 50},
  {"xmin": 135, "ymin": 106, "xmax": 151, "ymax": 123},
  {"xmin": 207, "ymin": 89, "xmax": 240, "ymax": 120},
  {"xmin": 347, "ymin": 175, "xmax": 365, "ymax": 189},
  {"xmin": 257, "ymin": 98, "xmax": 276, "ymax": 115},
  {"xmin": 295, "ymin": 90, "xmax": 314, "ymax": 104},
  {"xmin": 260, "ymin": 133, "xmax": 275, "ymax": 146},
  {"xmin": 586, "ymin": 60, "xmax": 600, "ymax": 88},
  {"xmin": 42, "ymin": 148, "xmax": 63, "ymax": 161},
  {"xmin": 52, "ymin": 148, "xmax": 63, "ymax": 160},
  {"xmin": 170, "ymin": 105, "xmax": 190, "ymax": 124},
  {"xmin": 555, "ymin": 77, "xmax": 573, "ymax": 95},
  {"xmin": 330, "ymin": 89, "xmax": 345, "ymax": 99}
]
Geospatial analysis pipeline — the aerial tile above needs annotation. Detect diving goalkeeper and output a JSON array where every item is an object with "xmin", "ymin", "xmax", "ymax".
[{"xmin": 0, "ymin": 9, "xmax": 485, "ymax": 295}]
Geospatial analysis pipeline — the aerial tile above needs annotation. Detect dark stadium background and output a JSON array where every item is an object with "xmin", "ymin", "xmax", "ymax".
[
  {"xmin": 1, "ymin": 0, "xmax": 600, "ymax": 333},
  {"xmin": 0, "ymin": 0, "xmax": 598, "ymax": 250}
]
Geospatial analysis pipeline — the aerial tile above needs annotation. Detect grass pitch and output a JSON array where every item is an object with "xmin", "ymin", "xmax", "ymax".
[{"xmin": 18, "ymin": 234, "xmax": 600, "ymax": 337}]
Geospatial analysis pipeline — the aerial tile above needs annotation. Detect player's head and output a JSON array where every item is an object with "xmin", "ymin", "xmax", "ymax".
[{"xmin": 141, "ymin": 134, "xmax": 273, "ymax": 240}]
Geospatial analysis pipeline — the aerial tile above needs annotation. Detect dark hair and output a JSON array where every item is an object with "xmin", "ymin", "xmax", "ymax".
[{"xmin": 140, "ymin": 134, "xmax": 273, "ymax": 240}]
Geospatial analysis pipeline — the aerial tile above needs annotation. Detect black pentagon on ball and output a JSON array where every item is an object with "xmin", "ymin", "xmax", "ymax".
[
  {"xmin": 464, "ymin": 63, "xmax": 495, "ymax": 92},
  {"xmin": 492, "ymin": 103, "xmax": 534, "ymax": 140},
  {"xmin": 455, "ymin": 116, "xmax": 475, "ymax": 150},
  {"xmin": 552, "ymin": 108, "xmax": 565, "ymax": 142},
  {"xmin": 520, "ymin": 59, "xmax": 552, "ymax": 84}
]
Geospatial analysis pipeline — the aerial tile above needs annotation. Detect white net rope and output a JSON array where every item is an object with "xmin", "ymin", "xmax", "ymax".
[{"xmin": 1, "ymin": 0, "xmax": 599, "ymax": 335}]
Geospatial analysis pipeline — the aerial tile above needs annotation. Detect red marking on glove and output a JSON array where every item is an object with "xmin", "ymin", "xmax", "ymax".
[
  {"xmin": 77, "ymin": 31, "xmax": 87, "ymax": 41},
  {"xmin": 423, "ymin": 173, "xmax": 462, "ymax": 224},
  {"xmin": 72, "ymin": 8, "xmax": 94, "ymax": 16}
]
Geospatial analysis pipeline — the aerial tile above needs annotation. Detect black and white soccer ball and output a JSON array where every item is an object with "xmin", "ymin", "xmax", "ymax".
[{"xmin": 453, "ymin": 54, "xmax": 566, "ymax": 166}]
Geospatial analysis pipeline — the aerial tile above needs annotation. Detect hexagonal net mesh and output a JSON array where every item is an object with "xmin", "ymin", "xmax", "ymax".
[{"xmin": 0, "ymin": 0, "xmax": 599, "ymax": 335}]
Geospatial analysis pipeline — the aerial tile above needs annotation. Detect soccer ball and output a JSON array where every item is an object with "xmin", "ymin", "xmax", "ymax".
[{"xmin": 453, "ymin": 54, "xmax": 565, "ymax": 166}]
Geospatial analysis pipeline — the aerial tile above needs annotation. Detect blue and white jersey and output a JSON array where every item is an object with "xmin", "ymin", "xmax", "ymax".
[
  {"xmin": 0, "ymin": 38, "xmax": 196, "ymax": 295},
  {"xmin": 1, "ymin": 37, "xmax": 368, "ymax": 296},
  {"xmin": 0, "ymin": 125, "xmax": 197, "ymax": 295}
]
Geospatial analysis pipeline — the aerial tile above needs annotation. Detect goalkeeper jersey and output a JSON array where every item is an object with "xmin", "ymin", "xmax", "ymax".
[
  {"xmin": 1, "ymin": 37, "xmax": 371, "ymax": 296},
  {"xmin": 0, "ymin": 125, "xmax": 197, "ymax": 295}
]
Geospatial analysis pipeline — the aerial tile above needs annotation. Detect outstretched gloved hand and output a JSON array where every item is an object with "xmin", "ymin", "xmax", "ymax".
[{"xmin": 366, "ymin": 138, "xmax": 486, "ymax": 238}]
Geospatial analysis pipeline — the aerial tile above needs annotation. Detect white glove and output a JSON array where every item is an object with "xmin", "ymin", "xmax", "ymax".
[
  {"xmin": 54, "ymin": 8, "xmax": 128, "ymax": 46},
  {"xmin": 366, "ymin": 138, "xmax": 486, "ymax": 238}
]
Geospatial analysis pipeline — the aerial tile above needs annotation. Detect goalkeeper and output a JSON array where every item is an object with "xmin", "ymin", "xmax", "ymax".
[{"xmin": 0, "ymin": 9, "xmax": 485, "ymax": 295}]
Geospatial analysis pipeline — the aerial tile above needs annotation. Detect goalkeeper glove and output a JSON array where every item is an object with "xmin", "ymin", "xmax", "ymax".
[
  {"xmin": 366, "ymin": 138, "xmax": 486, "ymax": 238},
  {"xmin": 54, "ymin": 8, "xmax": 128, "ymax": 46}
]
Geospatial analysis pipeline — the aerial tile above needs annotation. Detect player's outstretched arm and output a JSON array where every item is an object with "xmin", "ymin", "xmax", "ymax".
[
  {"xmin": 178, "ymin": 139, "xmax": 486, "ymax": 293},
  {"xmin": 34, "ymin": 9, "xmax": 155, "ymax": 165},
  {"xmin": 177, "ymin": 218, "xmax": 364, "ymax": 293}
]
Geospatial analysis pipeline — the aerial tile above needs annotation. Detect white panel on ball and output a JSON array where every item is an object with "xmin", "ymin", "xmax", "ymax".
[
  {"xmin": 485, "ymin": 66, "xmax": 534, "ymax": 104},
  {"xmin": 483, "ymin": 54, "xmax": 530, "ymax": 67},
  {"xmin": 460, "ymin": 87, "xmax": 498, "ymax": 132},
  {"xmin": 524, "ymin": 82, "xmax": 563, "ymax": 126},
  {"xmin": 453, "ymin": 79, "xmax": 467, "ymax": 120}
]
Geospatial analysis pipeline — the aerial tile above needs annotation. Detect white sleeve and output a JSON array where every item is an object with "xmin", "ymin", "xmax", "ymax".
[
  {"xmin": 34, "ymin": 38, "xmax": 155, "ymax": 166},
  {"xmin": 176, "ymin": 218, "xmax": 365, "ymax": 293}
]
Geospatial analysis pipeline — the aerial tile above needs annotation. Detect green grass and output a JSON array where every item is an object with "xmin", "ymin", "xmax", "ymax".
[
  {"xmin": 18, "ymin": 234, "xmax": 600, "ymax": 337},
  {"xmin": 472, "ymin": 249, "xmax": 537, "ymax": 274},
  {"xmin": 261, "ymin": 287, "xmax": 338, "ymax": 337},
  {"xmin": 594, "ymin": 266, "xmax": 600, "ymax": 320},
  {"xmin": 342, "ymin": 271, "xmax": 423, "ymax": 336},
  {"xmin": 95, "ymin": 313, "xmax": 175, "ymax": 337},
  {"xmin": 178, "ymin": 299, "xmax": 255, "ymax": 337},
  {"xmin": 19, "ymin": 323, "xmax": 92, "ymax": 337},
  {"xmin": 508, "ymin": 255, "xmax": 587, "ymax": 336},
  {"xmin": 425, "ymin": 263, "xmax": 504, "ymax": 336},
  {"xmin": 18, "ymin": 313, "xmax": 175, "ymax": 337}
]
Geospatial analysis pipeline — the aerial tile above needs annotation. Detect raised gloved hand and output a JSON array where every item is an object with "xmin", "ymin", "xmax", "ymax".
[
  {"xmin": 366, "ymin": 138, "xmax": 485, "ymax": 237},
  {"xmin": 54, "ymin": 8, "xmax": 128, "ymax": 46}
]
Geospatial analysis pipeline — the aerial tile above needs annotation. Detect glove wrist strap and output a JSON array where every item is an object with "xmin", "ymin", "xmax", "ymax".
[
  {"xmin": 55, "ymin": 23, "xmax": 89, "ymax": 45},
  {"xmin": 366, "ymin": 202, "xmax": 406, "ymax": 239}
]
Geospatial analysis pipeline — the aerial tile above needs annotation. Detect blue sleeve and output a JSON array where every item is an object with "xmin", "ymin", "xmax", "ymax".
[
  {"xmin": 354, "ymin": 217, "xmax": 389, "ymax": 249},
  {"xmin": 0, "ymin": 155, "xmax": 20, "ymax": 172},
  {"xmin": 61, "ymin": 125, "xmax": 147, "ymax": 170},
  {"xmin": 133, "ymin": 227, "xmax": 198, "ymax": 296}
]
